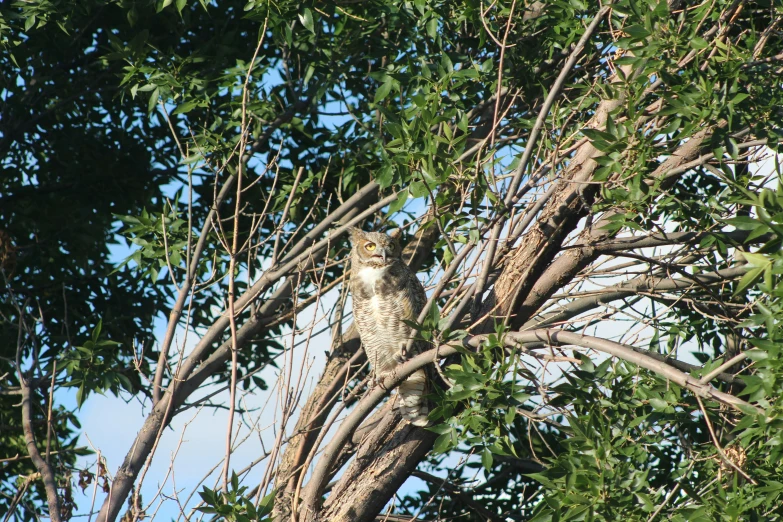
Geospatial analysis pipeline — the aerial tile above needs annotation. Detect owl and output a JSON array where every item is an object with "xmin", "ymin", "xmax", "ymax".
[{"xmin": 348, "ymin": 227, "xmax": 429, "ymax": 427}]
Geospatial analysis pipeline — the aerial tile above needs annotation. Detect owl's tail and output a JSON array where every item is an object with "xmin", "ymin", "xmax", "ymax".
[{"xmin": 398, "ymin": 369, "xmax": 429, "ymax": 427}]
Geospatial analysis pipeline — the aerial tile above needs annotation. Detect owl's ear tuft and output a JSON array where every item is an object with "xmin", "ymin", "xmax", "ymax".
[
  {"xmin": 388, "ymin": 228, "xmax": 402, "ymax": 240},
  {"xmin": 347, "ymin": 226, "xmax": 364, "ymax": 243}
]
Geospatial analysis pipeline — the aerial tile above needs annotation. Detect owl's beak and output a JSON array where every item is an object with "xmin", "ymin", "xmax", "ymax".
[{"xmin": 381, "ymin": 250, "xmax": 387, "ymax": 263}]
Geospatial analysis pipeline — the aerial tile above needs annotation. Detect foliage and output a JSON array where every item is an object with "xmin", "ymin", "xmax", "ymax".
[
  {"xmin": 197, "ymin": 475, "xmax": 274, "ymax": 522},
  {"xmin": 1, "ymin": 0, "xmax": 176, "ymax": 513},
  {"xmin": 59, "ymin": 321, "xmax": 135, "ymax": 407}
]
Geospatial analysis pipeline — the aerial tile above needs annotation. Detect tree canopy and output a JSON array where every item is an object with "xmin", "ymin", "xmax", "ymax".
[{"xmin": 2, "ymin": 0, "xmax": 783, "ymax": 521}]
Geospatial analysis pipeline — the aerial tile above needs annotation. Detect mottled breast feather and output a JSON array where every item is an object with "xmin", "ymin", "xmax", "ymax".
[{"xmin": 351, "ymin": 261, "xmax": 425, "ymax": 372}]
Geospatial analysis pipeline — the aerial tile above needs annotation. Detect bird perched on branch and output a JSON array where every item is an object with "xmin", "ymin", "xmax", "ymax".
[{"xmin": 348, "ymin": 227, "xmax": 429, "ymax": 426}]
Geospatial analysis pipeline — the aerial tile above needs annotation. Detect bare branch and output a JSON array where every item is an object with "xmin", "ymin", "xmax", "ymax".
[
  {"xmin": 525, "ymin": 266, "xmax": 747, "ymax": 329},
  {"xmin": 18, "ymin": 372, "xmax": 62, "ymax": 522},
  {"xmin": 565, "ymin": 229, "xmax": 774, "ymax": 252}
]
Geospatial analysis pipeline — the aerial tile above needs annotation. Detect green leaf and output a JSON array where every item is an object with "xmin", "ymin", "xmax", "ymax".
[
  {"xmin": 481, "ymin": 448, "xmax": 493, "ymax": 471},
  {"xmin": 387, "ymin": 189, "xmax": 408, "ymax": 214},
  {"xmin": 375, "ymin": 78, "xmax": 393, "ymax": 103},
  {"xmin": 24, "ymin": 15, "xmax": 36, "ymax": 32},
  {"xmin": 731, "ymin": 93, "xmax": 749, "ymax": 104},
  {"xmin": 441, "ymin": 52, "xmax": 453, "ymax": 74},
  {"xmin": 76, "ymin": 383, "xmax": 86, "ymax": 407},
  {"xmin": 745, "ymin": 349, "xmax": 769, "ymax": 361},
  {"xmin": 375, "ymin": 163, "xmax": 394, "ymax": 189},
  {"xmin": 147, "ymin": 87, "xmax": 160, "ymax": 114},
  {"xmin": 299, "ymin": 8, "xmax": 315, "ymax": 33},
  {"xmin": 172, "ymin": 99, "xmax": 201, "ymax": 114},
  {"xmin": 91, "ymin": 319, "xmax": 103, "ymax": 343},
  {"xmin": 740, "ymin": 252, "xmax": 770, "ymax": 267},
  {"xmin": 724, "ymin": 216, "xmax": 760, "ymax": 230},
  {"xmin": 690, "ymin": 37, "xmax": 709, "ymax": 49},
  {"xmin": 426, "ymin": 16, "xmax": 438, "ymax": 39},
  {"xmin": 734, "ymin": 266, "xmax": 763, "ymax": 295},
  {"xmin": 258, "ymin": 489, "xmax": 276, "ymax": 516},
  {"xmin": 582, "ymin": 128, "xmax": 615, "ymax": 143},
  {"xmin": 649, "ymin": 398, "xmax": 668, "ymax": 410},
  {"xmin": 429, "ymin": 301, "xmax": 440, "ymax": 325},
  {"xmin": 409, "ymin": 181, "xmax": 428, "ymax": 198},
  {"xmin": 432, "ymin": 432, "xmax": 452, "ymax": 454},
  {"xmin": 624, "ymin": 25, "xmax": 650, "ymax": 40}
]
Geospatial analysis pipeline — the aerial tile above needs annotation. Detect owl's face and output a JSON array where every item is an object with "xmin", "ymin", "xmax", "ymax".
[{"xmin": 349, "ymin": 227, "xmax": 401, "ymax": 268}]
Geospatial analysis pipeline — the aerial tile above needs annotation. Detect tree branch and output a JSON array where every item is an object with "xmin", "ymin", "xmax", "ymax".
[
  {"xmin": 97, "ymin": 182, "xmax": 384, "ymax": 522},
  {"xmin": 564, "ymin": 229, "xmax": 774, "ymax": 252},
  {"xmin": 18, "ymin": 376, "xmax": 62, "ymax": 522},
  {"xmin": 524, "ymin": 266, "xmax": 747, "ymax": 329},
  {"xmin": 152, "ymin": 98, "xmax": 313, "ymax": 405},
  {"xmin": 300, "ymin": 327, "xmax": 760, "ymax": 518}
]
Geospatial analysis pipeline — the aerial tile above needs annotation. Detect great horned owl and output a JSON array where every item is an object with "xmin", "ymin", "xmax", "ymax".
[{"xmin": 348, "ymin": 227, "xmax": 429, "ymax": 426}]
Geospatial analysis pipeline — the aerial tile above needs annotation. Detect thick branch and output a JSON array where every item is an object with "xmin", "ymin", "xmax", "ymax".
[
  {"xmin": 523, "ymin": 266, "xmax": 747, "ymax": 329},
  {"xmin": 514, "ymin": 127, "xmax": 715, "ymax": 326},
  {"xmin": 316, "ymin": 409, "xmax": 437, "ymax": 522},
  {"xmin": 299, "ymin": 349, "xmax": 450, "ymax": 518}
]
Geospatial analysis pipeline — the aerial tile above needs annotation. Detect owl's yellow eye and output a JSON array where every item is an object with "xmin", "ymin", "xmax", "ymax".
[{"xmin": 365, "ymin": 242, "xmax": 376, "ymax": 251}]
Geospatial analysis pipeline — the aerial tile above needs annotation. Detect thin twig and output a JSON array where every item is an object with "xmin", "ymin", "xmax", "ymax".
[
  {"xmin": 694, "ymin": 395, "xmax": 757, "ymax": 485},
  {"xmin": 698, "ymin": 350, "xmax": 753, "ymax": 385},
  {"xmin": 223, "ymin": 16, "xmax": 269, "ymax": 487}
]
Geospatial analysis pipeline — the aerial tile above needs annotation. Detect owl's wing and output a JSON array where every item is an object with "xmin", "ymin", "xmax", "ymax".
[
  {"xmin": 403, "ymin": 265, "xmax": 427, "ymax": 319},
  {"xmin": 401, "ymin": 265, "xmax": 430, "ymax": 359},
  {"xmin": 400, "ymin": 265, "xmax": 433, "ymax": 426}
]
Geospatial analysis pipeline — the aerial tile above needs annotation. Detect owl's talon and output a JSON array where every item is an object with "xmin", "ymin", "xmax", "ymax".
[
  {"xmin": 394, "ymin": 342, "xmax": 408, "ymax": 364},
  {"xmin": 374, "ymin": 370, "xmax": 395, "ymax": 391}
]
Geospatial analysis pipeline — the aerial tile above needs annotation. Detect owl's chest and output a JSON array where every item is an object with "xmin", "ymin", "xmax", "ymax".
[
  {"xmin": 356, "ymin": 265, "xmax": 388, "ymax": 292},
  {"xmin": 352, "ymin": 266, "xmax": 407, "ymax": 320}
]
